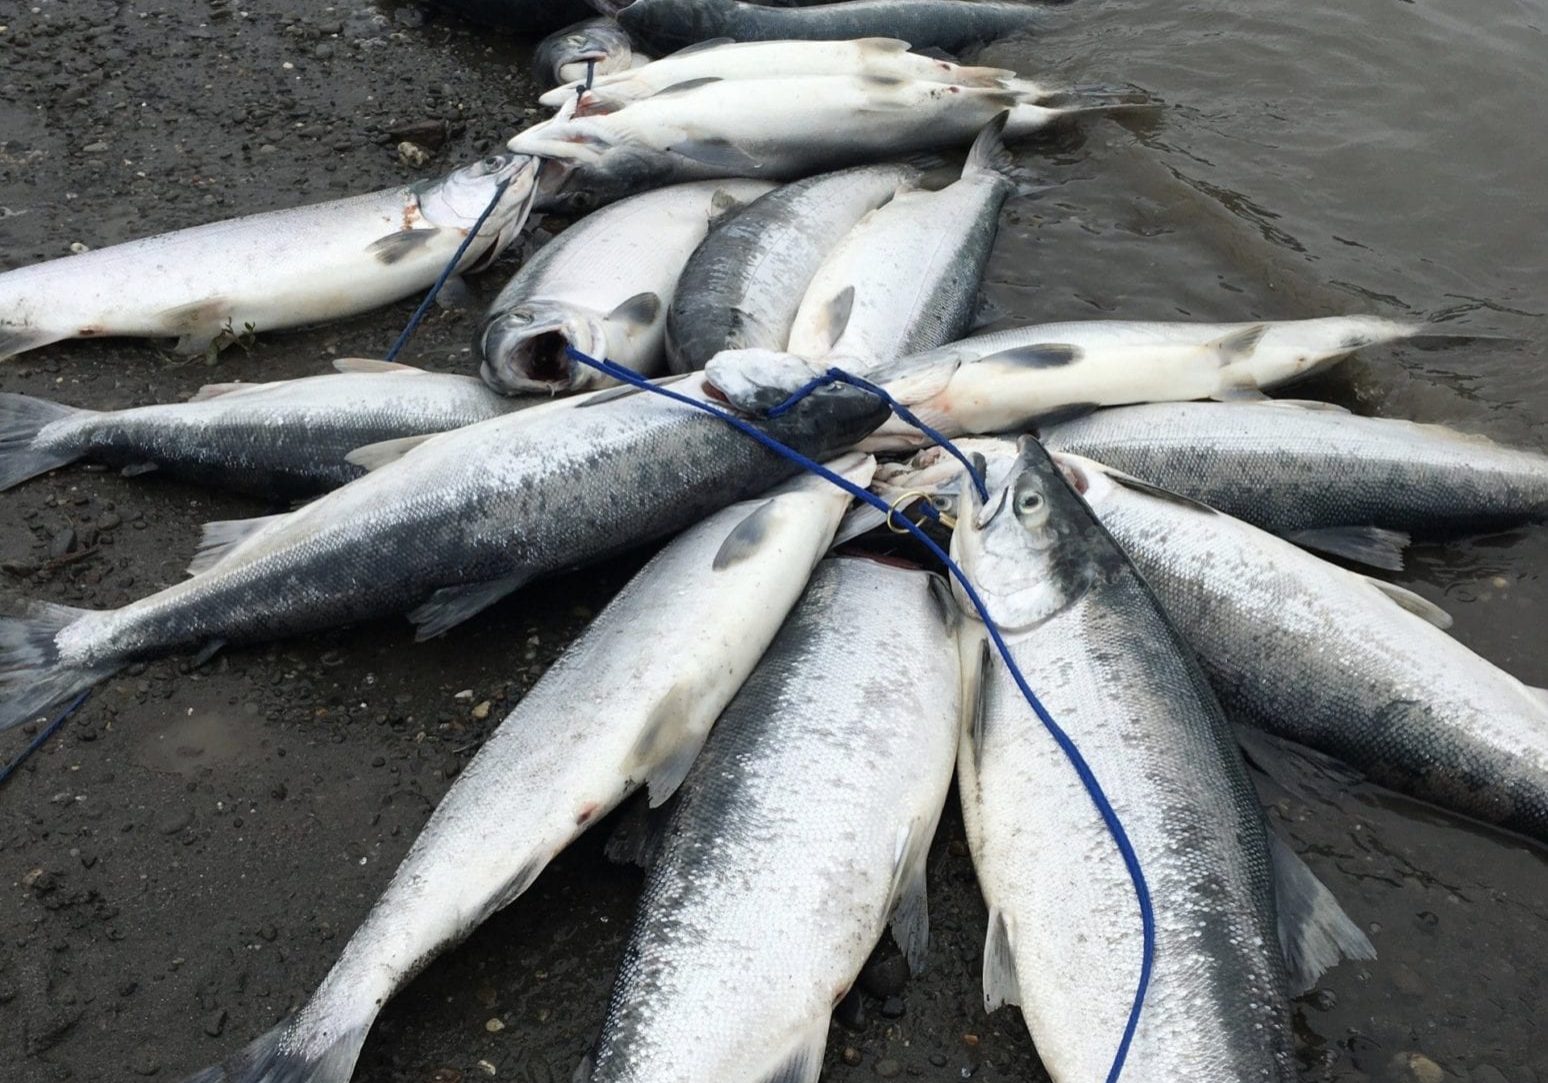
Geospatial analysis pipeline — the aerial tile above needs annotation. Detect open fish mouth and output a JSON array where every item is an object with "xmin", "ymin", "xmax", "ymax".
[{"xmin": 478, "ymin": 308, "xmax": 605, "ymax": 395}]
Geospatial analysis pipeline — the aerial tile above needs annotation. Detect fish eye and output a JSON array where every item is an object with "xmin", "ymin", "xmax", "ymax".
[
  {"xmin": 1015, "ymin": 491, "xmax": 1044, "ymax": 514},
  {"xmin": 482, "ymin": 156, "xmax": 505, "ymax": 171}
]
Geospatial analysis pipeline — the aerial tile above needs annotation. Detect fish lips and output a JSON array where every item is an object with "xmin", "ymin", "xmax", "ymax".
[{"xmin": 477, "ymin": 305, "xmax": 609, "ymax": 396}]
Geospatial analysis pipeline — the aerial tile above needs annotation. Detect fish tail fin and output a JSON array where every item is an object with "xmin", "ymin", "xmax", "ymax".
[
  {"xmin": 1268, "ymin": 833, "xmax": 1376, "ymax": 994},
  {"xmin": 180, "ymin": 1018, "xmax": 369, "ymax": 1083},
  {"xmin": 964, "ymin": 112, "xmax": 1014, "ymax": 180},
  {"xmin": 1399, "ymin": 330, "xmax": 1524, "ymax": 351},
  {"xmin": 0, "ymin": 603, "xmax": 112, "ymax": 733},
  {"xmin": 1038, "ymin": 82, "xmax": 1158, "ymax": 109},
  {"xmin": 0, "ymin": 392, "xmax": 90, "ymax": 490},
  {"xmin": 0, "ymin": 325, "xmax": 70, "ymax": 363}
]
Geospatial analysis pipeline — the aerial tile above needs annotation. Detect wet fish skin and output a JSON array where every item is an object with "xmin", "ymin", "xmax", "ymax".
[
  {"xmin": 0, "ymin": 366, "xmax": 890, "ymax": 734},
  {"xmin": 617, "ymin": 0, "xmax": 1058, "ymax": 55},
  {"xmin": 1040, "ymin": 399, "xmax": 1548, "ymax": 538},
  {"xmin": 0, "ymin": 154, "xmax": 539, "ymax": 361},
  {"xmin": 534, "ymin": 17, "xmax": 641, "ymax": 88},
  {"xmin": 1070, "ymin": 453, "xmax": 1548, "ymax": 843},
  {"xmin": 860, "ymin": 315, "xmax": 1467, "ymax": 449},
  {"xmin": 0, "ymin": 360, "xmax": 522, "ymax": 497},
  {"xmin": 951, "ymin": 438, "xmax": 1298, "ymax": 1082},
  {"xmin": 515, "ymin": 75, "xmax": 1073, "ymax": 215},
  {"xmin": 665, "ymin": 164, "xmax": 919, "ymax": 373},
  {"xmin": 478, "ymin": 179, "xmax": 774, "ymax": 394},
  {"xmin": 539, "ymin": 36, "xmax": 1041, "ymax": 109},
  {"xmin": 786, "ymin": 116, "xmax": 1015, "ymax": 366},
  {"xmin": 181, "ymin": 458, "xmax": 873, "ymax": 1083},
  {"xmin": 584, "ymin": 556, "xmax": 961, "ymax": 1083}
]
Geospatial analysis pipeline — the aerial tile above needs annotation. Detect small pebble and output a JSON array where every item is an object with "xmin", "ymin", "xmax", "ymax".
[
  {"xmin": 484, "ymin": 1017, "xmax": 505, "ymax": 1033},
  {"xmin": 874, "ymin": 1058, "xmax": 901, "ymax": 1078},
  {"xmin": 398, "ymin": 141, "xmax": 432, "ymax": 167},
  {"xmin": 471, "ymin": 700, "xmax": 491, "ymax": 721},
  {"xmin": 841, "ymin": 1048, "xmax": 862, "ymax": 1067}
]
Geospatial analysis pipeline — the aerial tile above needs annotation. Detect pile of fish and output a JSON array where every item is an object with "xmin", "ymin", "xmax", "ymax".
[{"xmin": 0, "ymin": 5, "xmax": 1544, "ymax": 1083}]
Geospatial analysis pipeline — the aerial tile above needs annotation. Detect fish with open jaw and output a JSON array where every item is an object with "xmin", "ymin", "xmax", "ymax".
[
  {"xmin": 0, "ymin": 362, "xmax": 889, "ymax": 737},
  {"xmin": 951, "ymin": 438, "xmax": 1371, "ymax": 1082},
  {"xmin": 786, "ymin": 115, "xmax": 1015, "ymax": 366},
  {"xmin": 477, "ymin": 179, "xmax": 773, "ymax": 394},
  {"xmin": 856, "ymin": 315, "xmax": 1489, "ymax": 449},
  {"xmin": 0, "ymin": 154, "xmax": 539, "ymax": 361},
  {"xmin": 180, "ymin": 456, "xmax": 873, "ymax": 1083},
  {"xmin": 514, "ymin": 74, "xmax": 1114, "ymax": 214},
  {"xmin": 1038, "ymin": 399, "xmax": 1548, "ymax": 569},
  {"xmin": 0, "ymin": 359, "xmax": 523, "ymax": 498},
  {"xmin": 665, "ymin": 163, "xmax": 919, "ymax": 373},
  {"xmin": 534, "ymin": 17, "xmax": 642, "ymax": 89},
  {"xmin": 539, "ymin": 37, "xmax": 1050, "ymax": 109},
  {"xmin": 579, "ymin": 556, "xmax": 961, "ymax": 1083},
  {"xmin": 616, "ymin": 0, "xmax": 1060, "ymax": 55},
  {"xmin": 1067, "ymin": 452, "xmax": 1548, "ymax": 843}
]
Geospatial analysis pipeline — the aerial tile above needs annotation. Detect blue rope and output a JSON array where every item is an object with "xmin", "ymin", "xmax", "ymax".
[
  {"xmin": 384, "ymin": 177, "xmax": 513, "ymax": 363},
  {"xmin": 0, "ymin": 691, "xmax": 91, "ymax": 786},
  {"xmin": 565, "ymin": 345, "xmax": 1154, "ymax": 1082},
  {"xmin": 765, "ymin": 367, "xmax": 989, "ymax": 502}
]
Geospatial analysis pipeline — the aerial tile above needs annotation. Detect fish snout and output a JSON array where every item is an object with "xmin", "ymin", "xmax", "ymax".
[{"xmin": 477, "ymin": 306, "xmax": 594, "ymax": 396}]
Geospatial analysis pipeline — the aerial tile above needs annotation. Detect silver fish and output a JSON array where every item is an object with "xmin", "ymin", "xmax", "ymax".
[
  {"xmin": 665, "ymin": 163, "xmax": 919, "ymax": 373},
  {"xmin": 786, "ymin": 116, "xmax": 1014, "ymax": 366},
  {"xmin": 1069, "ymin": 451, "xmax": 1548, "ymax": 844},
  {"xmin": 616, "ymin": 0, "xmax": 1058, "ymax": 55},
  {"xmin": 534, "ymin": 17, "xmax": 642, "ymax": 89},
  {"xmin": 539, "ymin": 37, "xmax": 1046, "ymax": 110},
  {"xmin": 0, "ymin": 363, "xmax": 889, "ymax": 734},
  {"xmin": 0, "ymin": 154, "xmax": 539, "ymax": 361},
  {"xmin": 582, "ymin": 556, "xmax": 961, "ymax": 1083},
  {"xmin": 859, "ymin": 315, "xmax": 1487, "ymax": 449},
  {"xmin": 0, "ymin": 359, "xmax": 521, "ymax": 497},
  {"xmin": 1040, "ymin": 399, "xmax": 1548, "ymax": 569},
  {"xmin": 478, "ymin": 179, "xmax": 773, "ymax": 394},
  {"xmin": 514, "ymin": 74, "xmax": 1106, "ymax": 214},
  {"xmin": 183, "ymin": 457, "xmax": 873, "ymax": 1083},
  {"xmin": 952, "ymin": 439, "xmax": 1368, "ymax": 1083}
]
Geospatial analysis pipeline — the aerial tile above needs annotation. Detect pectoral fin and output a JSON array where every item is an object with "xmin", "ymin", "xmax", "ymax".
[
  {"xmin": 889, "ymin": 821, "xmax": 932, "ymax": 974},
  {"xmin": 367, "ymin": 228, "xmax": 438, "ymax": 265},
  {"xmin": 752, "ymin": 1016, "xmax": 829, "ymax": 1083},
  {"xmin": 345, "ymin": 433, "xmax": 437, "ymax": 472},
  {"xmin": 624, "ymin": 681, "xmax": 707, "ymax": 807},
  {"xmin": 669, "ymin": 137, "xmax": 763, "ymax": 173}
]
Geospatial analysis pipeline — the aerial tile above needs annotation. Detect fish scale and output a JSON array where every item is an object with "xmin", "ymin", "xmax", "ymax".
[
  {"xmin": 584, "ymin": 557, "xmax": 961, "ymax": 1083},
  {"xmin": 1074, "ymin": 456, "xmax": 1548, "ymax": 842}
]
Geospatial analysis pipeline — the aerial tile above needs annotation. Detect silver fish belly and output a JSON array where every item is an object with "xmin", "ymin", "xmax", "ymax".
[
  {"xmin": 951, "ymin": 440, "xmax": 1297, "ymax": 1083},
  {"xmin": 181, "ymin": 459, "xmax": 872, "ymax": 1083},
  {"xmin": 583, "ymin": 556, "xmax": 962, "ymax": 1083},
  {"xmin": 1072, "ymin": 454, "xmax": 1548, "ymax": 843}
]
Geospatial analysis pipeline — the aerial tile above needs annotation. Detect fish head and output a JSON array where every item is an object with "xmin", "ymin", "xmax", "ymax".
[
  {"xmin": 705, "ymin": 349, "xmax": 892, "ymax": 455},
  {"xmin": 535, "ymin": 19, "xmax": 634, "ymax": 88},
  {"xmin": 874, "ymin": 439, "xmax": 1021, "ymax": 522},
  {"xmin": 477, "ymin": 301, "xmax": 611, "ymax": 396},
  {"xmin": 703, "ymin": 349, "xmax": 832, "ymax": 415},
  {"xmin": 950, "ymin": 437, "xmax": 1117, "ymax": 631},
  {"xmin": 417, "ymin": 152, "xmax": 541, "ymax": 267}
]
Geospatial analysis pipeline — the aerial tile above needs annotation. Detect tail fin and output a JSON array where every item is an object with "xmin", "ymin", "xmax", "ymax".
[
  {"xmin": 0, "ymin": 393, "xmax": 88, "ymax": 490},
  {"xmin": 181, "ymin": 1019, "xmax": 369, "ymax": 1083},
  {"xmin": 0, "ymin": 325, "xmax": 71, "ymax": 363},
  {"xmin": 964, "ymin": 113, "xmax": 1014, "ymax": 180},
  {"xmin": 0, "ymin": 603, "xmax": 112, "ymax": 733},
  {"xmin": 1400, "ymin": 331, "xmax": 1523, "ymax": 351}
]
